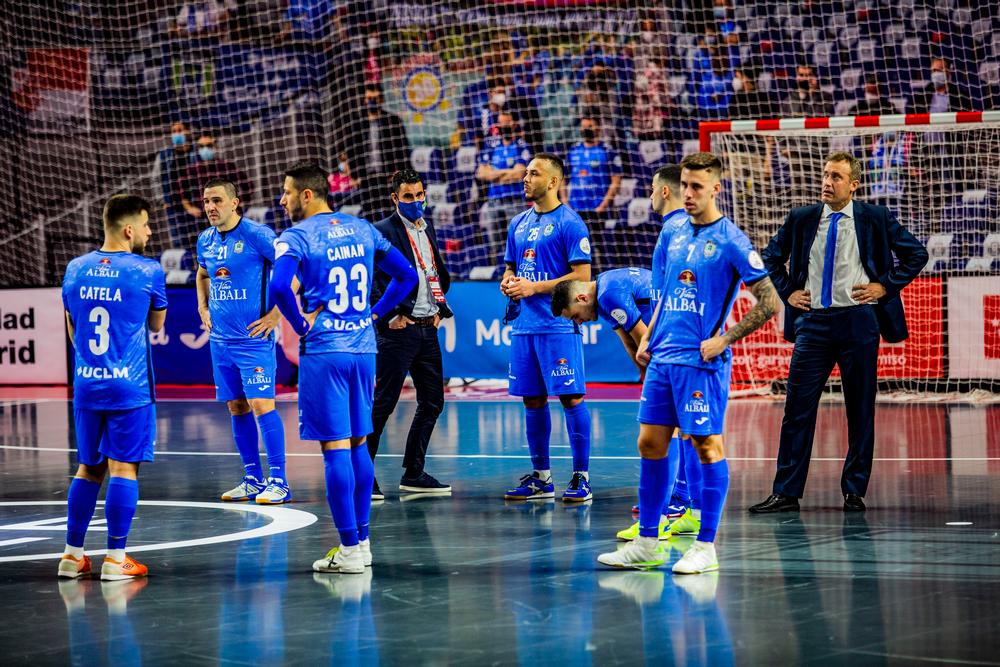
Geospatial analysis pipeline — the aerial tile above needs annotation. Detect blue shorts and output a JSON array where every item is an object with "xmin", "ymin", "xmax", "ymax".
[
  {"xmin": 210, "ymin": 339, "xmax": 276, "ymax": 401},
  {"xmin": 74, "ymin": 404, "xmax": 156, "ymax": 465},
  {"xmin": 637, "ymin": 361, "xmax": 731, "ymax": 436},
  {"xmin": 298, "ymin": 352, "xmax": 375, "ymax": 441},
  {"xmin": 508, "ymin": 333, "xmax": 586, "ymax": 397}
]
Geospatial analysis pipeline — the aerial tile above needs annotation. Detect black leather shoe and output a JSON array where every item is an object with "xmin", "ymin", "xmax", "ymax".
[
  {"xmin": 843, "ymin": 494, "xmax": 866, "ymax": 512},
  {"xmin": 371, "ymin": 478, "xmax": 385, "ymax": 501},
  {"xmin": 748, "ymin": 494, "xmax": 800, "ymax": 513},
  {"xmin": 399, "ymin": 471, "xmax": 452, "ymax": 493}
]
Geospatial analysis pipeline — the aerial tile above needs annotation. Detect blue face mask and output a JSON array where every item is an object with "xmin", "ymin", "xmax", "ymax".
[
  {"xmin": 171, "ymin": 133, "xmax": 186, "ymax": 146},
  {"xmin": 198, "ymin": 147, "xmax": 215, "ymax": 161},
  {"xmin": 397, "ymin": 199, "xmax": 424, "ymax": 222}
]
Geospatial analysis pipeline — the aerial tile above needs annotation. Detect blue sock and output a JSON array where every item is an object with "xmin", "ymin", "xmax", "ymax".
[
  {"xmin": 524, "ymin": 405, "xmax": 551, "ymax": 472},
  {"xmin": 231, "ymin": 412, "xmax": 263, "ymax": 480},
  {"xmin": 351, "ymin": 444, "xmax": 374, "ymax": 542},
  {"xmin": 698, "ymin": 459, "xmax": 730, "ymax": 543},
  {"xmin": 322, "ymin": 449, "xmax": 358, "ymax": 547},
  {"xmin": 659, "ymin": 436, "xmax": 680, "ymax": 514},
  {"xmin": 563, "ymin": 402, "xmax": 591, "ymax": 473},
  {"xmin": 672, "ymin": 436, "xmax": 690, "ymax": 503},
  {"xmin": 104, "ymin": 477, "xmax": 139, "ymax": 550},
  {"xmin": 638, "ymin": 456, "xmax": 669, "ymax": 538},
  {"xmin": 66, "ymin": 477, "xmax": 101, "ymax": 548},
  {"xmin": 684, "ymin": 440, "xmax": 703, "ymax": 511},
  {"xmin": 257, "ymin": 410, "xmax": 286, "ymax": 481}
]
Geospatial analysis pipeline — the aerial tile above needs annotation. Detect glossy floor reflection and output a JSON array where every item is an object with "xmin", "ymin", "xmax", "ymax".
[{"xmin": 0, "ymin": 398, "xmax": 998, "ymax": 665}]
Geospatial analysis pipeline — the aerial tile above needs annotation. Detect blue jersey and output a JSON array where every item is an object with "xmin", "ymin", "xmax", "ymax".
[
  {"xmin": 275, "ymin": 212, "xmax": 392, "ymax": 354},
  {"xmin": 504, "ymin": 204, "xmax": 591, "ymax": 335},
  {"xmin": 651, "ymin": 208, "xmax": 690, "ymax": 307},
  {"xmin": 647, "ymin": 216, "xmax": 767, "ymax": 369},
  {"xmin": 62, "ymin": 251, "xmax": 167, "ymax": 410},
  {"xmin": 565, "ymin": 143, "xmax": 623, "ymax": 212},
  {"xmin": 595, "ymin": 268, "xmax": 653, "ymax": 332},
  {"xmin": 479, "ymin": 137, "xmax": 531, "ymax": 200},
  {"xmin": 196, "ymin": 217, "xmax": 276, "ymax": 342}
]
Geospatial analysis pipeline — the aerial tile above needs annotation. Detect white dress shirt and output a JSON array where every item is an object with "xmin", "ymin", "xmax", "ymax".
[
  {"xmin": 401, "ymin": 216, "xmax": 439, "ymax": 318},
  {"xmin": 806, "ymin": 200, "xmax": 870, "ymax": 308}
]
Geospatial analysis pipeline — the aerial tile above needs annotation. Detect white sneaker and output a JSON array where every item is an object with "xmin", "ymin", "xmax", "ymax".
[
  {"xmin": 221, "ymin": 475, "xmax": 266, "ymax": 502},
  {"xmin": 312, "ymin": 544, "xmax": 365, "ymax": 574},
  {"xmin": 597, "ymin": 536, "xmax": 666, "ymax": 569},
  {"xmin": 254, "ymin": 478, "xmax": 292, "ymax": 505},
  {"xmin": 671, "ymin": 540, "xmax": 719, "ymax": 574}
]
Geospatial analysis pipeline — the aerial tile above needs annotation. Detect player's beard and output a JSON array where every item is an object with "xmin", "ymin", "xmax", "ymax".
[
  {"xmin": 286, "ymin": 195, "xmax": 305, "ymax": 222},
  {"xmin": 524, "ymin": 183, "xmax": 544, "ymax": 202}
]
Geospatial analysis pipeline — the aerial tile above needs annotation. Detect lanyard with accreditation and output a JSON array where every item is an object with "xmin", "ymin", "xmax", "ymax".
[{"xmin": 404, "ymin": 225, "xmax": 447, "ymax": 305}]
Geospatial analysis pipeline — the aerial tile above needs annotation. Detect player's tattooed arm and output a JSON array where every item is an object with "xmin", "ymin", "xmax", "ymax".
[{"xmin": 722, "ymin": 277, "xmax": 779, "ymax": 345}]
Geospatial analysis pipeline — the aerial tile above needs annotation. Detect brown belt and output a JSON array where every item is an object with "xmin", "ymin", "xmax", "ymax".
[{"xmin": 409, "ymin": 315, "xmax": 437, "ymax": 326}]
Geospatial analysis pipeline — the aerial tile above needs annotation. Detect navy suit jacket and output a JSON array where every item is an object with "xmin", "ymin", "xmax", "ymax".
[
  {"xmin": 371, "ymin": 212, "xmax": 453, "ymax": 329},
  {"xmin": 762, "ymin": 200, "xmax": 928, "ymax": 343}
]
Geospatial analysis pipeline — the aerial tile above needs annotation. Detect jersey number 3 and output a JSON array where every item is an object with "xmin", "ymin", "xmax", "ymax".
[
  {"xmin": 88, "ymin": 306, "xmax": 111, "ymax": 356},
  {"xmin": 327, "ymin": 265, "xmax": 369, "ymax": 314}
]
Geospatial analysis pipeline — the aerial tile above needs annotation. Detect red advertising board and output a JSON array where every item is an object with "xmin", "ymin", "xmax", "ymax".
[{"xmin": 728, "ymin": 277, "xmax": 944, "ymax": 385}]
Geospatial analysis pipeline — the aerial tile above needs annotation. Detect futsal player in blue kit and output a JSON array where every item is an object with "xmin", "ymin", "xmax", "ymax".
[
  {"xmin": 501, "ymin": 153, "xmax": 594, "ymax": 503},
  {"xmin": 195, "ymin": 180, "xmax": 292, "ymax": 504},
  {"xmin": 598, "ymin": 153, "xmax": 779, "ymax": 573},
  {"xmin": 59, "ymin": 194, "xmax": 167, "ymax": 580},
  {"xmin": 268, "ymin": 163, "xmax": 417, "ymax": 574}
]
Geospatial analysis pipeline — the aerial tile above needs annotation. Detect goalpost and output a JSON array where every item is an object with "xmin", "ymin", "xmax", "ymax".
[{"xmin": 701, "ymin": 111, "xmax": 1000, "ymax": 398}]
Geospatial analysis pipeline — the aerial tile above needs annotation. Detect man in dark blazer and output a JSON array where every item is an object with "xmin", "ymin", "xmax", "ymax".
[
  {"xmin": 749, "ymin": 152, "xmax": 928, "ymax": 513},
  {"xmin": 367, "ymin": 169, "xmax": 453, "ymax": 499}
]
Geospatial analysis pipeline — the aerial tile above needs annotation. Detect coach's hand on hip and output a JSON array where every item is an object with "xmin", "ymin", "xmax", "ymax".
[
  {"xmin": 389, "ymin": 315, "xmax": 413, "ymax": 330},
  {"xmin": 851, "ymin": 282, "xmax": 886, "ymax": 304},
  {"xmin": 788, "ymin": 289, "xmax": 811, "ymax": 310}
]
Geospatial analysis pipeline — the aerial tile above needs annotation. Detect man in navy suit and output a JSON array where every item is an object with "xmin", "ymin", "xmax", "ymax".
[
  {"xmin": 749, "ymin": 152, "xmax": 928, "ymax": 513},
  {"xmin": 367, "ymin": 169, "xmax": 454, "ymax": 499}
]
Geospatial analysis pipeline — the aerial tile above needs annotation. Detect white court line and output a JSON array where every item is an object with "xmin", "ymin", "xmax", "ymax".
[
  {"xmin": 0, "ymin": 537, "xmax": 49, "ymax": 548},
  {"xmin": 0, "ymin": 500, "xmax": 317, "ymax": 563},
  {"xmin": 0, "ymin": 444, "xmax": 996, "ymax": 462}
]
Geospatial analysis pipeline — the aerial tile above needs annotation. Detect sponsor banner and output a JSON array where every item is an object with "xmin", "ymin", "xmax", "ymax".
[
  {"xmin": 439, "ymin": 282, "xmax": 639, "ymax": 382},
  {"xmin": 149, "ymin": 288, "xmax": 294, "ymax": 386},
  {"xmin": 0, "ymin": 288, "xmax": 68, "ymax": 384},
  {"xmin": 947, "ymin": 276, "xmax": 1000, "ymax": 379},
  {"xmin": 728, "ymin": 277, "xmax": 945, "ymax": 384}
]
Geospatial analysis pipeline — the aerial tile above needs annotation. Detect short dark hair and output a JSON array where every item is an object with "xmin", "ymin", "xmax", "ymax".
[
  {"xmin": 825, "ymin": 151, "xmax": 862, "ymax": 181},
  {"xmin": 284, "ymin": 162, "xmax": 329, "ymax": 197},
  {"xmin": 654, "ymin": 164, "xmax": 682, "ymax": 192},
  {"xmin": 680, "ymin": 152, "xmax": 723, "ymax": 179},
  {"xmin": 203, "ymin": 179, "xmax": 238, "ymax": 199},
  {"xmin": 532, "ymin": 152, "xmax": 564, "ymax": 179},
  {"xmin": 580, "ymin": 109, "xmax": 601, "ymax": 126},
  {"xmin": 390, "ymin": 168, "xmax": 424, "ymax": 194},
  {"xmin": 550, "ymin": 280, "xmax": 576, "ymax": 317},
  {"xmin": 103, "ymin": 194, "xmax": 151, "ymax": 232}
]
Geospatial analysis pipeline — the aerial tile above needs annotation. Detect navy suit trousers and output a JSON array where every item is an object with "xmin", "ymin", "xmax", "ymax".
[{"xmin": 773, "ymin": 306, "xmax": 880, "ymax": 498}]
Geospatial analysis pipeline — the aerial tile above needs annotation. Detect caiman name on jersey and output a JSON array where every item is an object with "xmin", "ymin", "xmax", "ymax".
[
  {"xmin": 79, "ymin": 286, "xmax": 123, "ymax": 302},
  {"xmin": 327, "ymin": 244, "xmax": 365, "ymax": 261}
]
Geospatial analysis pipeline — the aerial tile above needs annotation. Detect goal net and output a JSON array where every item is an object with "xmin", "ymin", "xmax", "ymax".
[{"xmin": 705, "ymin": 112, "xmax": 1000, "ymax": 396}]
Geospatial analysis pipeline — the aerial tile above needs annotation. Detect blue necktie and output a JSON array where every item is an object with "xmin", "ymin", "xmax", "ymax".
[{"xmin": 820, "ymin": 212, "xmax": 844, "ymax": 308}]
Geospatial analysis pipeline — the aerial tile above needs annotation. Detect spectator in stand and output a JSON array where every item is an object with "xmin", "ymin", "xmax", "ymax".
[
  {"xmin": 484, "ymin": 77, "xmax": 544, "ymax": 154},
  {"xmin": 781, "ymin": 64, "xmax": 834, "ymax": 118},
  {"xmin": 177, "ymin": 134, "xmax": 254, "ymax": 249},
  {"xmin": 695, "ymin": 52, "xmax": 733, "ymax": 119},
  {"xmin": 730, "ymin": 66, "xmax": 775, "ymax": 119},
  {"xmin": 170, "ymin": 1, "xmax": 232, "ymax": 40},
  {"xmin": 476, "ymin": 111, "xmax": 531, "ymax": 259},
  {"xmin": 343, "ymin": 85, "xmax": 410, "ymax": 221},
  {"xmin": 150, "ymin": 121, "xmax": 196, "ymax": 248},
  {"xmin": 327, "ymin": 151, "xmax": 354, "ymax": 208},
  {"xmin": 576, "ymin": 62, "xmax": 619, "ymax": 147},
  {"xmin": 563, "ymin": 114, "xmax": 622, "ymax": 273},
  {"xmin": 280, "ymin": 0, "xmax": 336, "ymax": 42},
  {"xmin": 458, "ymin": 30, "xmax": 512, "ymax": 148},
  {"xmin": 851, "ymin": 74, "xmax": 896, "ymax": 117},
  {"xmin": 632, "ymin": 56, "xmax": 669, "ymax": 140},
  {"xmin": 909, "ymin": 57, "xmax": 974, "ymax": 114}
]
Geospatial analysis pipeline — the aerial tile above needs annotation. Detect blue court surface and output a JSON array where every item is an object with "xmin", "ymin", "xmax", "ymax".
[{"xmin": 1, "ymin": 395, "xmax": 999, "ymax": 665}]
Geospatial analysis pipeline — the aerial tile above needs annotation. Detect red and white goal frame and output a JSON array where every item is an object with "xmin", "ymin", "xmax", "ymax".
[{"xmin": 698, "ymin": 111, "xmax": 1000, "ymax": 398}]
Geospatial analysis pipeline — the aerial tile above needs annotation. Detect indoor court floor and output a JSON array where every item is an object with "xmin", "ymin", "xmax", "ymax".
[{"xmin": 1, "ymin": 390, "xmax": 998, "ymax": 665}]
